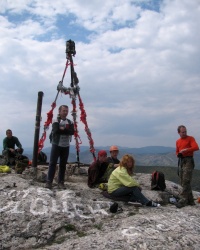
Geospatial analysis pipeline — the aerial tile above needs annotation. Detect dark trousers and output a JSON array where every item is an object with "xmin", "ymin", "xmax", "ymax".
[
  {"xmin": 2, "ymin": 148, "xmax": 23, "ymax": 157},
  {"xmin": 111, "ymin": 186, "xmax": 149, "ymax": 205},
  {"xmin": 47, "ymin": 144, "xmax": 69, "ymax": 183},
  {"xmin": 2, "ymin": 149, "xmax": 23, "ymax": 165}
]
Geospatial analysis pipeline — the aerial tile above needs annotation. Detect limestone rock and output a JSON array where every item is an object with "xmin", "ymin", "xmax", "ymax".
[{"xmin": 0, "ymin": 166, "xmax": 200, "ymax": 250}]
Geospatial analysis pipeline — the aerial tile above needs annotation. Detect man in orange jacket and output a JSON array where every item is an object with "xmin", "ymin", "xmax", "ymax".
[{"xmin": 175, "ymin": 125, "xmax": 199, "ymax": 208}]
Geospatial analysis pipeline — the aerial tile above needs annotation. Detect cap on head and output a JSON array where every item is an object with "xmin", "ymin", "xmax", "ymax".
[
  {"xmin": 109, "ymin": 145, "xmax": 119, "ymax": 152},
  {"xmin": 98, "ymin": 150, "xmax": 107, "ymax": 157}
]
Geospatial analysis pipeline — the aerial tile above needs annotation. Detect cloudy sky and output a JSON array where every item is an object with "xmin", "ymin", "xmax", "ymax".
[{"xmin": 1, "ymin": 0, "xmax": 200, "ymax": 152}]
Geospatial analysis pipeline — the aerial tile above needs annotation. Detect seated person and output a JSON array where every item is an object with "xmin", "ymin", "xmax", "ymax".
[
  {"xmin": 2, "ymin": 129, "xmax": 23, "ymax": 166},
  {"xmin": 107, "ymin": 145, "xmax": 120, "ymax": 167},
  {"xmin": 107, "ymin": 154, "xmax": 160, "ymax": 207},
  {"xmin": 88, "ymin": 150, "xmax": 113, "ymax": 188}
]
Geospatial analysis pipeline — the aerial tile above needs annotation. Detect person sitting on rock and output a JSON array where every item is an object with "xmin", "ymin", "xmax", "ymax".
[
  {"xmin": 107, "ymin": 145, "xmax": 120, "ymax": 167},
  {"xmin": 88, "ymin": 150, "xmax": 115, "ymax": 188},
  {"xmin": 2, "ymin": 129, "xmax": 23, "ymax": 166},
  {"xmin": 107, "ymin": 154, "xmax": 161, "ymax": 207}
]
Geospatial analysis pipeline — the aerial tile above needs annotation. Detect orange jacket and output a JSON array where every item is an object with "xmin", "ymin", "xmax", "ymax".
[{"xmin": 176, "ymin": 135, "xmax": 199, "ymax": 157}]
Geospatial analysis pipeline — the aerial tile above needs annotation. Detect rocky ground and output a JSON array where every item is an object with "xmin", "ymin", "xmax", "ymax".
[{"xmin": 0, "ymin": 165, "xmax": 200, "ymax": 250}]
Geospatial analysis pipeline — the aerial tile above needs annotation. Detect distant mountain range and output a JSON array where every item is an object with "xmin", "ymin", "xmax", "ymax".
[
  {"xmin": 1, "ymin": 145, "xmax": 199, "ymax": 189},
  {"xmin": 9, "ymin": 145, "xmax": 200, "ymax": 170}
]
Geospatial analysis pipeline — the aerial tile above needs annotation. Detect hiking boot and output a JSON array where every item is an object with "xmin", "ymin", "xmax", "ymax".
[
  {"xmin": 146, "ymin": 201, "xmax": 161, "ymax": 207},
  {"xmin": 45, "ymin": 181, "xmax": 52, "ymax": 189},
  {"xmin": 57, "ymin": 182, "xmax": 66, "ymax": 190},
  {"xmin": 175, "ymin": 202, "xmax": 185, "ymax": 208},
  {"xmin": 175, "ymin": 198, "xmax": 186, "ymax": 208},
  {"xmin": 127, "ymin": 201, "xmax": 143, "ymax": 207},
  {"xmin": 188, "ymin": 196, "xmax": 196, "ymax": 206},
  {"xmin": 188, "ymin": 201, "xmax": 196, "ymax": 206}
]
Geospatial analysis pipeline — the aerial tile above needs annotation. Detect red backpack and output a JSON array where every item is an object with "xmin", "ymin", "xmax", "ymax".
[{"xmin": 151, "ymin": 171, "xmax": 166, "ymax": 191}]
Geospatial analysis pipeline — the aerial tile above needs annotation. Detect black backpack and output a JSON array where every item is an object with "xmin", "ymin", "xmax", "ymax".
[
  {"xmin": 151, "ymin": 171, "xmax": 166, "ymax": 191},
  {"xmin": 109, "ymin": 202, "xmax": 119, "ymax": 213},
  {"xmin": 38, "ymin": 151, "xmax": 47, "ymax": 164}
]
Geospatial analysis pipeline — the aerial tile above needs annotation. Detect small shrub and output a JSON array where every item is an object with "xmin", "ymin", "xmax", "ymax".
[
  {"xmin": 77, "ymin": 231, "xmax": 87, "ymax": 237},
  {"xmin": 64, "ymin": 224, "xmax": 76, "ymax": 232},
  {"xmin": 94, "ymin": 222, "xmax": 103, "ymax": 230}
]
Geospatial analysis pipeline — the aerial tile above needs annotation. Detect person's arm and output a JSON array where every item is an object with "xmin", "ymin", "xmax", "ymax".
[
  {"xmin": 15, "ymin": 137, "xmax": 22, "ymax": 149},
  {"xmin": 3, "ymin": 138, "xmax": 8, "ymax": 150},
  {"xmin": 52, "ymin": 120, "xmax": 74, "ymax": 136},
  {"xmin": 180, "ymin": 137, "xmax": 199, "ymax": 157},
  {"xmin": 107, "ymin": 157, "xmax": 119, "ymax": 168},
  {"xmin": 66, "ymin": 121, "xmax": 74, "ymax": 136},
  {"xmin": 176, "ymin": 140, "xmax": 179, "ymax": 156}
]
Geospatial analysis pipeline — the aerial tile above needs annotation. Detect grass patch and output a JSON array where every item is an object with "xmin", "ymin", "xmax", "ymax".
[
  {"xmin": 53, "ymin": 236, "xmax": 67, "ymax": 244},
  {"xmin": 64, "ymin": 224, "xmax": 76, "ymax": 232},
  {"xmin": 128, "ymin": 212, "xmax": 137, "ymax": 216},
  {"xmin": 64, "ymin": 224, "xmax": 87, "ymax": 238},
  {"xmin": 77, "ymin": 231, "xmax": 87, "ymax": 237},
  {"xmin": 94, "ymin": 222, "xmax": 103, "ymax": 230}
]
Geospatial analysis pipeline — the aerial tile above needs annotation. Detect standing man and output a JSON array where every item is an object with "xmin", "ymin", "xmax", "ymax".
[
  {"xmin": 2, "ymin": 129, "xmax": 23, "ymax": 166},
  {"xmin": 45, "ymin": 105, "xmax": 74, "ymax": 190},
  {"xmin": 175, "ymin": 125, "xmax": 199, "ymax": 208}
]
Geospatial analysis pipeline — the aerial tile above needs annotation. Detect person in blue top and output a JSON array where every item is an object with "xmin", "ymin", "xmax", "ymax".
[
  {"xmin": 108, "ymin": 154, "xmax": 160, "ymax": 207},
  {"xmin": 2, "ymin": 129, "xmax": 23, "ymax": 166}
]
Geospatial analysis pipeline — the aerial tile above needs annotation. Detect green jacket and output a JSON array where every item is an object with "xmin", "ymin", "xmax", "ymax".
[
  {"xmin": 3, "ymin": 136, "xmax": 22, "ymax": 150},
  {"xmin": 108, "ymin": 166, "xmax": 139, "ymax": 193}
]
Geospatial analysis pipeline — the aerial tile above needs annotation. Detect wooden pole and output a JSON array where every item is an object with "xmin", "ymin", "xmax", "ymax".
[{"xmin": 32, "ymin": 91, "xmax": 44, "ymax": 174}]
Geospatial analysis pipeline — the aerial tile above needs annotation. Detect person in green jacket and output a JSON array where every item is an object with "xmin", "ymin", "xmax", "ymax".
[
  {"xmin": 2, "ymin": 129, "xmax": 23, "ymax": 166},
  {"xmin": 107, "ymin": 154, "xmax": 160, "ymax": 207}
]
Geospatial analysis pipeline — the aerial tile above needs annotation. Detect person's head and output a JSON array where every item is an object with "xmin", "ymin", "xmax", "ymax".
[
  {"xmin": 177, "ymin": 125, "xmax": 187, "ymax": 138},
  {"xmin": 109, "ymin": 145, "xmax": 119, "ymax": 159},
  {"xmin": 98, "ymin": 150, "xmax": 107, "ymax": 163},
  {"xmin": 6, "ymin": 129, "xmax": 12, "ymax": 138},
  {"xmin": 58, "ymin": 105, "xmax": 69, "ymax": 120},
  {"xmin": 120, "ymin": 154, "xmax": 135, "ymax": 175}
]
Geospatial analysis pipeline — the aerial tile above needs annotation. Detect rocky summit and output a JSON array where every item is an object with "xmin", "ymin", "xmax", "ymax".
[{"xmin": 0, "ymin": 165, "xmax": 200, "ymax": 250}]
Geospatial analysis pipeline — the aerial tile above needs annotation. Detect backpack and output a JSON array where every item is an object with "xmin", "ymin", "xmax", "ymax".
[
  {"xmin": 38, "ymin": 151, "xmax": 47, "ymax": 164},
  {"xmin": 109, "ymin": 202, "xmax": 119, "ymax": 213},
  {"xmin": 0, "ymin": 165, "xmax": 11, "ymax": 173},
  {"xmin": 151, "ymin": 171, "xmax": 166, "ymax": 191},
  {"xmin": 15, "ymin": 155, "xmax": 29, "ymax": 174}
]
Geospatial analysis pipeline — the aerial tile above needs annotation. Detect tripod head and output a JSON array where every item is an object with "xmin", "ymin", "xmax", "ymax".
[{"xmin": 66, "ymin": 39, "xmax": 76, "ymax": 57}]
